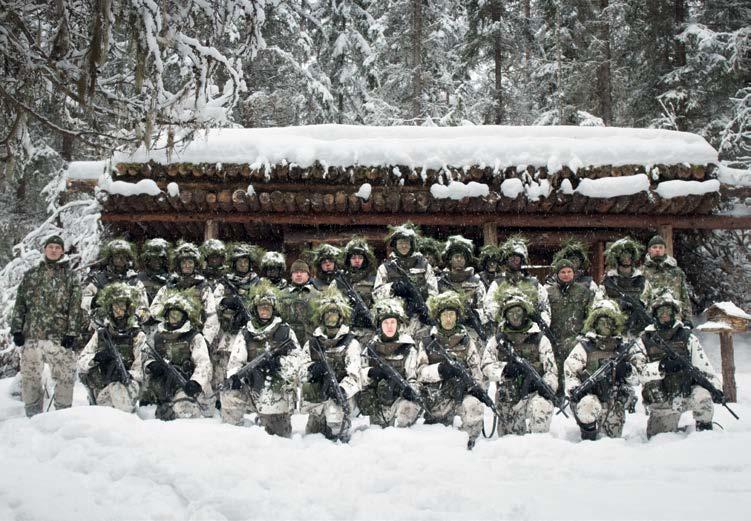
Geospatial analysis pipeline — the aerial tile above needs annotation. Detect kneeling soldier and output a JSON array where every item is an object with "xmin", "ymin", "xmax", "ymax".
[
  {"xmin": 142, "ymin": 291, "xmax": 212, "ymax": 420},
  {"xmin": 301, "ymin": 287, "xmax": 362, "ymax": 442},
  {"xmin": 222, "ymin": 281, "xmax": 303, "ymax": 437},
  {"xmin": 564, "ymin": 300, "xmax": 639, "ymax": 440},
  {"xmin": 417, "ymin": 291, "xmax": 485, "ymax": 449},
  {"xmin": 79, "ymin": 283, "xmax": 146, "ymax": 412}
]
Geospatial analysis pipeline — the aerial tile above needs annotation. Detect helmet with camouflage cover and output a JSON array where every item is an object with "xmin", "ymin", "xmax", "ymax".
[
  {"xmin": 645, "ymin": 287, "xmax": 683, "ymax": 316},
  {"xmin": 100, "ymin": 239, "xmax": 137, "ymax": 266},
  {"xmin": 97, "ymin": 282, "xmax": 140, "ymax": 322},
  {"xmin": 417, "ymin": 236, "xmax": 443, "ymax": 266},
  {"xmin": 479, "ymin": 244, "xmax": 504, "ymax": 271},
  {"xmin": 582, "ymin": 299, "xmax": 626, "ymax": 334},
  {"xmin": 501, "ymin": 234, "xmax": 529, "ymax": 263},
  {"xmin": 552, "ymin": 238, "xmax": 590, "ymax": 271},
  {"xmin": 343, "ymin": 236, "xmax": 376, "ymax": 273},
  {"xmin": 495, "ymin": 286, "xmax": 535, "ymax": 321},
  {"xmin": 141, "ymin": 238, "xmax": 172, "ymax": 268},
  {"xmin": 604, "ymin": 237, "xmax": 644, "ymax": 268},
  {"xmin": 260, "ymin": 251, "xmax": 286, "ymax": 271},
  {"xmin": 372, "ymin": 297, "xmax": 407, "ymax": 324},
  {"xmin": 310, "ymin": 286, "xmax": 353, "ymax": 325},
  {"xmin": 247, "ymin": 279, "xmax": 282, "ymax": 313},
  {"xmin": 174, "ymin": 242, "xmax": 202, "ymax": 263},
  {"xmin": 200, "ymin": 239, "xmax": 227, "ymax": 260},
  {"xmin": 157, "ymin": 289, "xmax": 203, "ymax": 327},
  {"xmin": 312, "ymin": 244, "xmax": 342, "ymax": 272},
  {"xmin": 229, "ymin": 242, "xmax": 264, "ymax": 263},
  {"xmin": 442, "ymin": 235, "xmax": 475, "ymax": 267},
  {"xmin": 427, "ymin": 291, "xmax": 465, "ymax": 322},
  {"xmin": 386, "ymin": 222, "xmax": 421, "ymax": 254}
]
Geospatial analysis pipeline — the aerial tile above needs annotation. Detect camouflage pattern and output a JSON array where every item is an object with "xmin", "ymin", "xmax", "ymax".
[
  {"xmin": 478, "ymin": 244, "xmax": 504, "ymax": 289},
  {"xmin": 417, "ymin": 236, "xmax": 445, "ymax": 271},
  {"xmin": 11, "ymin": 256, "xmax": 83, "ymax": 342},
  {"xmin": 437, "ymin": 268, "xmax": 487, "ymax": 335},
  {"xmin": 338, "ymin": 237, "xmax": 377, "ymax": 331},
  {"xmin": 150, "ymin": 275, "xmax": 219, "ymax": 345},
  {"xmin": 279, "ymin": 281, "xmax": 320, "ymax": 348},
  {"xmin": 643, "ymin": 386, "xmax": 715, "ymax": 437},
  {"xmin": 20, "ymin": 340, "xmax": 77, "ymax": 416},
  {"xmin": 641, "ymin": 254, "xmax": 693, "ymax": 321},
  {"xmin": 138, "ymin": 238, "xmax": 172, "ymax": 303},
  {"xmin": 549, "ymin": 238, "xmax": 602, "ymax": 297},
  {"xmin": 485, "ymin": 272, "xmax": 551, "ymax": 326},
  {"xmin": 259, "ymin": 251, "xmax": 289, "ymax": 290},
  {"xmin": 600, "ymin": 268, "xmax": 652, "ymax": 336},
  {"xmin": 310, "ymin": 244, "xmax": 342, "ymax": 288},
  {"xmin": 82, "ymin": 276, "xmax": 149, "ymax": 324},
  {"xmin": 200, "ymin": 239, "xmax": 228, "ymax": 287}
]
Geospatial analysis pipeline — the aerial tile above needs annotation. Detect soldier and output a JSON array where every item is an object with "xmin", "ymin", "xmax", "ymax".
[
  {"xmin": 210, "ymin": 296, "xmax": 248, "ymax": 398},
  {"xmin": 334, "ymin": 237, "xmax": 378, "ymax": 338},
  {"xmin": 259, "ymin": 251, "xmax": 289, "ymax": 290},
  {"xmin": 150, "ymin": 242, "xmax": 219, "ymax": 346},
  {"xmin": 550, "ymin": 238, "xmax": 601, "ymax": 296},
  {"xmin": 632, "ymin": 289, "xmax": 721, "ymax": 437},
  {"xmin": 436, "ymin": 235, "xmax": 487, "ymax": 343},
  {"xmin": 484, "ymin": 235, "xmax": 551, "ymax": 327},
  {"xmin": 214, "ymin": 243, "xmax": 262, "ymax": 304},
  {"xmin": 137, "ymin": 238, "xmax": 172, "ymax": 304},
  {"xmin": 545, "ymin": 258, "xmax": 595, "ymax": 393},
  {"xmin": 600, "ymin": 237, "xmax": 652, "ymax": 336},
  {"xmin": 374, "ymin": 223, "xmax": 438, "ymax": 335},
  {"xmin": 418, "ymin": 236, "xmax": 444, "ymax": 271},
  {"xmin": 300, "ymin": 287, "xmax": 362, "ymax": 441},
  {"xmin": 11, "ymin": 235, "xmax": 82, "ymax": 417},
  {"xmin": 310, "ymin": 244, "xmax": 342, "ymax": 289},
  {"xmin": 279, "ymin": 258, "xmax": 320, "ymax": 348},
  {"xmin": 222, "ymin": 280, "xmax": 304, "ymax": 437},
  {"xmin": 564, "ymin": 300, "xmax": 639, "ymax": 440},
  {"xmin": 142, "ymin": 290, "xmax": 212, "ymax": 420},
  {"xmin": 641, "ymin": 235, "xmax": 693, "ymax": 325},
  {"xmin": 417, "ymin": 291, "xmax": 485, "ymax": 449},
  {"xmin": 482, "ymin": 289, "xmax": 558, "ymax": 435},
  {"xmin": 78, "ymin": 283, "xmax": 145, "ymax": 412},
  {"xmin": 478, "ymin": 244, "xmax": 504, "ymax": 289},
  {"xmin": 200, "ymin": 239, "xmax": 227, "ymax": 290},
  {"xmin": 358, "ymin": 298, "xmax": 423, "ymax": 429},
  {"xmin": 82, "ymin": 239, "xmax": 149, "ymax": 323}
]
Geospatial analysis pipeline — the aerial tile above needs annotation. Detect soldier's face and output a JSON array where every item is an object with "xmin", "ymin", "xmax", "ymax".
[
  {"xmin": 395, "ymin": 238, "xmax": 411, "ymax": 256},
  {"xmin": 507, "ymin": 255, "xmax": 522, "ymax": 271},
  {"xmin": 111, "ymin": 301, "xmax": 128, "ymax": 319},
  {"xmin": 380, "ymin": 317, "xmax": 398, "ymax": 338},
  {"xmin": 486, "ymin": 260, "xmax": 498, "ymax": 273},
  {"xmin": 208, "ymin": 254, "xmax": 224, "ymax": 267},
  {"xmin": 649, "ymin": 244, "xmax": 666, "ymax": 258},
  {"xmin": 450, "ymin": 253, "xmax": 466, "ymax": 271},
  {"xmin": 439, "ymin": 309, "xmax": 458, "ymax": 331},
  {"xmin": 321, "ymin": 259, "xmax": 336, "ymax": 273},
  {"xmin": 44, "ymin": 243, "xmax": 64, "ymax": 261},
  {"xmin": 324, "ymin": 310, "xmax": 340, "ymax": 328},
  {"xmin": 557, "ymin": 267, "xmax": 575, "ymax": 283},
  {"xmin": 505, "ymin": 306, "xmax": 526, "ymax": 328},
  {"xmin": 168, "ymin": 309, "xmax": 186, "ymax": 326},
  {"xmin": 235, "ymin": 257, "xmax": 250, "ymax": 274},
  {"xmin": 291, "ymin": 270, "xmax": 309, "ymax": 284},
  {"xmin": 147, "ymin": 256, "xmax": 164, "ymax": 271},
  {"xmin": 180, "ymin": 258, "xmax": 195, "ymax": 275},
  {"xmin": 656, "ymin": 305, "xmax": 674, "ymax": 325},
  {"xmin": 350, "ymin": 254, "xmax": 364, "ymax": 269},
  {"xmin": 112, "ymin": 254, "xmax": 128, "ymax": 268},
  {"xmin": 257, "ymin": 304, "xmax": 273, "ymax": 320},
  {"xmin": 617, "ymin": 253, "xmax": 633, "ymax": 267},
  {"xmin": 266, "ymin": 267, "xmax": 281, "ymax": 280},
  {"xmin": 594, "ymin": 317, "xmax": 614, "ymax": 337}
]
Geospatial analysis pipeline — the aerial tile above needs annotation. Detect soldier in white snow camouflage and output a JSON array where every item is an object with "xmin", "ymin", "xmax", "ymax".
[
  {"xmin": 334, "ymin": 237, "xmax": 378, "ymax": 341},
  {"xmin": 310, "ymin": 243, "xmax": 342, "ymax": 289},
  {"xmin": 137, "ymin": 238, "xmax": 172, "ymax": 304},
  {"xmin": 259, "ymin": 251, "xmax": 289, "ymax": 290},
  {"xmin": 200, "ymin": 239, "xmax": 228, "ymax": 290}
]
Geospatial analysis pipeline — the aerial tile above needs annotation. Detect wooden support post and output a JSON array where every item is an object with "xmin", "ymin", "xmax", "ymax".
[
  {"xmin": 204, "ymin": 219, "xmax": 218, "ymax": 241},
  {"xmin": 719, "ymin": 331, "xmax": 737, "ymax": 402},
  {"xmin": 483, "ymin": 222, "xmax": 498, "ymax": 246},
  {"xmin": 593, "ymin": 241, "xmax": 605, "ymax": 284},
  {"xmin": 657, "ymin": 223, "xmax": 674, "ymax": 256}
]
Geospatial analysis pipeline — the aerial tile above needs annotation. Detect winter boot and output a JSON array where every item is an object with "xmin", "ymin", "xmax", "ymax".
[
  {"xmin": 579, "ymin": 422, "xmax": 598, "ymax": 441},
  {"xmin": 696, "ymin": 421, "xmax": 713, "ymax": 432}
]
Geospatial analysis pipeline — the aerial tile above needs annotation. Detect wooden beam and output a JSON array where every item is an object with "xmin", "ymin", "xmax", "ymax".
[
  {"xmin": 483, "ymin": 222, "xmax": 498, "ymax": 246},
  {"xmin": 593, "ymin": 241, "xmax": 605, "ymax": 284},
  {"xmin": 720, "ymin": 332, "xmax": 737, "ymax": 403},
  {"xmin": 204, "ymin": 220, "xmax": 218, "ymax": 240},
  {"xmin": 657, "ymin": 223, "xmax": 674, "ymax": 256}
]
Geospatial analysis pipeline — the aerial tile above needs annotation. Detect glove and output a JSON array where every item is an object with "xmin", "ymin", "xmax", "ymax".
[
  {"xmin": 13, "ymin": 332, "xmax": 25, "ymax": 347},
  {"xmin": 259, "ymin": 355, "xmax": 282, "ymax": 374},
  {"xmin": 93, "ymin": 350, "xmax": 114, "ymax": 365},
  {"xmin": 307, "ymin": 361, "xmax": 328, "ymax": 383},
  {"xmin": 502, "ymin": 360, "xmax": 524, "ymax": 379},
  {"xmin": 146, "ymin": 361, "xmax": 165, "ymax": 378},
  {"xmin": 61, "ymin": 335, "xmax": 77, "ymax": 350},
  {"xmin": 401, "ymin": 386, "xmax": 419, "ymax": 402},
  {"xmin": 391, "ymin": 279, "xmax": 410, "ymax": 298},
  {"xmin": 710, "ymin": 388, "xmax": 725, "ymax": 403},
  {"xmin": 569, "ymin": 388, "xmax": 584, "ymax": 404},
  {"xmin": 184, "ymin": 380, "xmax": 202, "ymax": 398},
  {"xmin": 437, "ymin": 361, "xmax": 460, "ymax": 380},
  {"xmin": 229, "ymin": 374, "xmax": 243, "ymax": 390},
  {"xmin": 659, "ymin": 357, "xmax": 683, "ymax": 374},
  {"xmin": 614, "ymin": 360, "xmax": 632, "ymax": 381},
  {"xmin": 368, "ymin": 366, "xmax": 388, "ymax": 381},
  {"xmin": 325, "ymin": 384, "xmax": 347, "ymax": 400}
]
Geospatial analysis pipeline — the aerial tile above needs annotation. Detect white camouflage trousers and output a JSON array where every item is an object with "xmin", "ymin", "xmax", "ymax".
[
  {"xmin": 368, "ymin": 397, "xmax": 421, "ymax": 428},
  {"xmin": 210, "ymin": 351, "xmax": 231, "ymax": 395},
  {"xmin": 302, "ymin": 397, "xmax": 356, "ymax": 438},
  {"xmin": 220, "ymin": 388, "xmax": 292, "ymax": 437},
  {"xmin": 20, "ymin": 340, "xmax": 77, "ymax": 417},
  {"xmin": 646, "ymin": 385, "xmax": 714, "ymax": 437},
  {"xmin": 93, "ymin": 381, "xmax": 141, "ymax": 413},
  {"xmin": 574, "ymin": 394, "xmax": 626, "ymax": 438},
  {"xmin": 426, "ymin": 395, "xmax": 485, "ymax": 441},
  {"xmin": 496, "ymin": 392, "xmax": 553, "ymax": 436}
]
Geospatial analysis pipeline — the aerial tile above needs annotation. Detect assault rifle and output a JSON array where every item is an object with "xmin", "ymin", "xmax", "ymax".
[
  {"xmin": 223, "ymin": 336, "xmax": 296, "ymax": 391},
  {"xmin": 220, "ymin": 277, "xmax": 252, "ymax": 322},
  {"xmin": 494, "ymin": 332, "xmax": 569, "ymax": 417},
  {"xmin": 465, "ymin": 307, "xmax": 488, "ymax": 342},
  {"xmin": 310, "ymin": 336, "xmax": 352, "ymax": 441},
  {"xmin": 387, "ymin": 260, "xmax": 433, "ymax": 325},
  {"xmin": 335, "ymin": 271, "xmax": 374, "ymax": 329},
  {"xmin": 92, "ymin": 319, "xmax": 133, "ymax": 387},
  {"xmin": 364, "ymin": 338, "xmax": 433, "ymax": 416},
  {"xmin": 568, "ymin": 338, "xmax": 639, "ymax": 404},
  {"xmin": 424, "ymin": 336, "xmax": 501, "ymax": 419},
  {"xmin": 144, "ymin": 337, "xmax": 188, "ymax": 390}
]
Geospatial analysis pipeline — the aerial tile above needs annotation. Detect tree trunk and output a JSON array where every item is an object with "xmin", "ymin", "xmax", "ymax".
[
  {"xmin": 491, "ymin": 1, "xmax": 504, "ymax": 124},
  {"xmin": 555, "ymin": 6, "xmax": 565, "ymax": 124},
  {"xmin": 597, "ymin": 0, "xmax": 613, "ymax": 125},
  {"xmin": 412, "ymin": 0, "xmax": 423, "ymax": 121}
]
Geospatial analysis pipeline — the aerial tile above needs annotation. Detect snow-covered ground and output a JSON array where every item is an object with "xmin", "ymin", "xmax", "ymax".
[{"xmin": 1, "ymin": 332, "xmax": 750, "ymax": 521}]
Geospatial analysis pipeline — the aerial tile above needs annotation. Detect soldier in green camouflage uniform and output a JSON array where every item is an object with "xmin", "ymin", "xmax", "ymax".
[
  {"xmin": 564, "ymin": 300, "xmax": 639, "ymax": 440},
  {"xmin": 550, "ymin": 238, "xmax": 602, "ymax": 296},
  {"xmin": 641, "ymin": 235, "xmax": 693, "ymax": 325},
  {"xmin": 478, "ymin": 244, "xmax": 504, "ymax": 289},
  {"xmin": 222, "ymin": 281, "xmax": 304, "ymax": 437},
  {"xmin": 137, "ymin": 239, "xmax": 172, "ymax": 304},
  {"xmin": 259, "ymin": 251, "xmax": 289, "ymax": 290},
  {"xmin": 358, "ymin": 298, "xmax": 424, "ymax": 428},
  {"xmin": 279, "ymin": 258, "xmax": 320, "ymax": 348},
  {"xmin": 417, "ymin": 291, "xmax": 485, "ymax": 449},
  {"xmin": 418, "ymin": 236, "xmax": 444, "ymax": 272},
  {"xmin": 200, "ymin": 239, "xmax": 227, "ymax": 290},
  {"xmin": 482, "ymin": 289, "xmax": 558, "ymax": 435},
  {"xmin": 213, "ymin": 243, "xmax": 262, "ymax": 313},
  {"xmin": 310, "ymin": 243, "xmax": 342, "ymax": 289},
  {"xmin": 300, "ymin": 287, "xmax": 362, "ymax": 441},
  {"xmin": 632, "ymin": 289, "xmax": 720, "ymax": 437},
  {"xmin": 78, "ymin": 283, "xmax": 146, "ymax": 412},
  {"xmin": 544, "ymin": 258, "xmax": 595, "ymax": 393},
  {"xmin": 142, "ymin": 290, "xmax": 213, "ymax": 420},
  {"xmin": 11, "ymin": 235, "xmax": 82, "ymax": 417},
  {"xmin": 599, "ymin": 237, "xmax": 652, "ymax": 337},
  {"xmin": 334, "ymin": 237, "xmax": 377, "ymax": 339}
]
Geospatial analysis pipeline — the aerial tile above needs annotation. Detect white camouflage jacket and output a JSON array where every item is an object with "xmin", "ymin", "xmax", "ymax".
[
  {"xmin": 359, "ymin": 333, "xmax": 422, "ymax": 388},
  {"xmin": 141, "ymin": 321, "xmax": 213, "ymax": 392},
  {"xmin": 78, "ymin": 326, "xmax": 147, "ymax": 384},
  {"xmin": 150, "ymin": 279, "xmax": 220, "ymax": 345},
  {"xmin": 301, "ymin": 325, "xmax": 362, "ymax": 399},
  {"xmin": 563, "ymin": 333, "xmax": 640, "ymax": 395}
]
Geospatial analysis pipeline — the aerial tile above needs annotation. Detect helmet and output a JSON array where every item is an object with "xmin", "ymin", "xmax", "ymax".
[
  {"xmin": 552, "ymin": 238, "xmax": 590, "ymax": 270},
  {"xmin": 343, "ymin": 237, "xmax": 376, "ymax": 273},
  {"xmin": 97, "ymin": 282, "xmax": 139, "ymax": 316},
  {"xmin": 248, "ymin": 279, "xmax": 281, "ymax": 313},
  {"xmin": 386, "ymin": 222, "xmax": 421, "ymax": 253},
  {"xmin": 427, "ymin": 291, "xmax": 465, "ymax": 322},
  {"xmin": 174, "ymin": 242, "xmax": 202, "ymax": 263},
  {"xmin": 311, "ymin": 286, "xmax": 353, "ymax": 325},
  {"xmin": 501, "ymin": 235, "xmax": 529, "ymax": 263},
  {"xmin": 479, "ymin": 244, "xmax": 504, "ymax": 270},
  {"xmin": 495, "ymin": 287, "xmax": 535, "ymax": 321},
  {"xmin": 442, "ymin": 235, "xmax": 475, "ymax": 266},
  {"xmin": 372, "ymin": 297, "xmax": 407, "ymax": 324},
  {"xmin": 158, "ymin": 289, "xmax": 203, "ymax": 326},
  {"xmin": 101, "ymin": 239, "xmax": 136, "ymax": 265},
  {"xmin": 312, "ymin": 244, "xmax": 342, "ymax": 271},
  {"xmin": 141, "ymin": 238, "xmax": 171, "ymax": 259},
  {"xmin": 200, "ymin": 239, "xmax": 227, "ymax": 259},
  {"xmin": 582, "ymin": 299, "xmax": 626, "ymax": 334},
  {"xmin": 417, "ymin": 236, "xmax": 443, "ymax": 264},
  {"xmin": 604, "ymin": 237, "xmax": 644, "ymax": 268},
  {"xmin": 260, "ymin": 251, "xmax": 286, "ymax": 271},
  {"xmin": 646, "ymin": 287, "xmax": 683, "ymax": 316}
]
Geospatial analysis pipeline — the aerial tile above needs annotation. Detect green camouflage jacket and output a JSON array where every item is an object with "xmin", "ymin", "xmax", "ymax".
[{"xmin": 641, "ymin": 255, "xmax": 693, "ymax": 320}]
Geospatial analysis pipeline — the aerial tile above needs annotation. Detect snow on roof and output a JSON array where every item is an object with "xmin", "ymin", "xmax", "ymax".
[
  {"xmin": 717, "ymin": 164, "xmax": 751, "ymax": 187},
  {"xmin": 109, "ymin": 125, "xmax": 718, "ymax": 173},
  {"xmin": 66, "ymin": 160, "xmax": 110, "ymax": 180},
  {"xmin": 655, "ymin": 179, "xmax": 721, "ymax": 199},
  {"xmin": 709, "ymin": 301, "xmax": 751, "ymax": 320},
  {"xmin": 697, "ymin": 320, "xmax": 733, "ymax": 332}
]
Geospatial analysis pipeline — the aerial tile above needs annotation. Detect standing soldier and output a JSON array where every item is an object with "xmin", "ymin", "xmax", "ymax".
[
  {"xmin": 137, "ymin": 238, "xmax": 172, "ymax": 304},
  {"xmin": 418, "ymin": 236, "xmax": 444, "ymax": 272},
  {"xmin": 600, "ymin": 237, "xmax": 651, "ymax": 336},
  {"xmin": 222, "ymin": 281, "xmax": 304, "ymax": 437},
  {"xmin": 310, "ymin": 244, "xmax": 342, "ymax": 289},
  {"xmin": 210, "ymin": 296, "xmax": 248, "ymax": 399},
  {"xmin": 279, "ymin": 258, "xmax": 320, "ymax": 349},
  {"xmin": 214, "ymin": 243, "xmax": 262, "ymax": 303},
  {"xmin": 478, "ymin": 244, "xmax": 504, "ymax": 289},
  {"xmin": 545, "ymin": 258, "xmax": 595, "ymax": 393},
  {"xmin": 436, "ymin": 235, "xmax": 487, "ymax": 343},
  {"xmin": 335, "ymin": 237, "xmax": 378, "ymax": 339},
  {"xmin": 374, "ymin": 223, "xmax": 438, "ymax": 335},
  {"xmin": 632, "ymin": 289, "xmax": 721, "ymax": 437},
  {"xmin": 482, "ymin": 289, "xmax": 558, "ymax": 435},
  {"xmin": 78, "ymin": 283, "xmax": 145, "ymax": 412},
  {"xmin": 358, "ymin": 298, "xmax": 424, "ymax": 429},
  {"xmin": 200, "ymin": 239, "xmax": 227, "ymax": 290},
  {"xmin": 259, "ymin": 251, "xmax": 288, "ymax": 290},
  {"xmin": 11, "ymin": 235, "xmax": 82, "ymax": 417},
  {"xmin": 641, "ymin": 235, "xmax": 693, "ymax": 325},
  {"xmin": 301, "ymin": 287, "xmax": 362, "ymax": 442},
  {"xmin": 550, "ymin": 238, "xmax": 601, "ymax": 296},
  {"xmin": 142, "ymin": 291, "xmax": 212, "ymax": 420},
  {"xmin": 417, "ymin": 291, "xmax": 485, "ymax": 449},
  {"xmin": 564, "ymin": 300, "xmax": 639, "ymax": 440}
]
